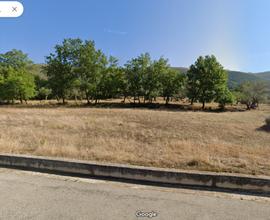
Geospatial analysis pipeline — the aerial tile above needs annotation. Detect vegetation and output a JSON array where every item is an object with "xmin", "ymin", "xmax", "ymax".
[
  {"xmin": 256, "ymin": 71, "xmax": 270, "ymax": 81},
  {"xmin": 186, "ymin": 55, "xmax": 232, "ymax": 109},
  {"xmin": 227, "ymin": 70, "xmax": 263, "ymax": 89},
  {"xmin": 173, "ymin": 67, "xmax": 270, "ymax": 88},
  {"xmin": 233, "ymin": 81, "xmax": 269, "ymax": 109},
  {"xmin": 0, "ymin": 106, "xmax": 269, "ymax": 175},
  {"xmin": 0, "ymin": 38, "xmax": 269, "ymax": 110},
  {"xmin": 0, "ymin": 50, "xmax": 36, "ymax": 103},
  {"xmin": 0, "ymin": 38, "xmax": 270, "ymax": 175}
]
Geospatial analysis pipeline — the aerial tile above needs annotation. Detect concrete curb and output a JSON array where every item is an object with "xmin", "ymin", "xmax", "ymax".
[{"xmin": 0, "ymin": 154, "xmax": 269, "ymax": 194}]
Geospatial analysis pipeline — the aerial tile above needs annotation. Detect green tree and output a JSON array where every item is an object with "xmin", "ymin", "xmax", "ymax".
[
  {"xmin": 249, "ymin": 81, "xmax": 269, "ymax": 107},
  {"xmin": 125, "ymin": 53, "xmax": 151, "ymax": 103},
  {"xmin": 0, "ymin": 49, "xmax": 33, "ymax": 69},
  {"xmin": 38, "ymin": 87, "xmax": 52, "ymax": 101},
  {"xmin": 216, "ymin": 87, "xmax": 235, "ymax": 110},
  {"xmin": 98, "ymin": 56, "xmax": 125, "ymax": 100},
  {"xmin": 187, "ymin": 55, "xmax": 228, "ymax": 109},
  {"xmin": 0, "ymin": 50, "xmax": 36, "ymax": 103},
  {"xmin": 77, "ymin": 40, "xmax": 107, "ymax": 104},
  {"xmin": 235, "ymin": 81, "xmax": 269, "ymax": 109},
  {"xmin": 0, "ymin": 68, "xmax": 36, "ymax": 103},
  {"xmin": 141, "ymin": 57, "xmax": 167, "ymax": 103},
  {"xmin": 45, "ymin": 38, "xmax": 83, "ymax": 104},
  {"xmin": 160, "ymin": 68, "xmax": 185, "ymax": 105},
  {"xmin": 113, "ymin": 66, "xmax": 128, "ymax": 102}
]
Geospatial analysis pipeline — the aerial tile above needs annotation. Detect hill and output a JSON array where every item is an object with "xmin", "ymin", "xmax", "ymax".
[
  {"xmin": 256, "ymin": 71, "xmax": 270, "ymax": 81},
  {"xmin": 172, "ymin": 67, "xmax": 267, "ymax": 88},
  {"xmin": 227, "ymin": 70, "xmax": 262, "ymax": 88}
]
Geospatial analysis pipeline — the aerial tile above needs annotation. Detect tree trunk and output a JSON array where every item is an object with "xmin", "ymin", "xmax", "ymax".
[
  {"xmin": 166, "ymin": 97, "xmax": 169, "ymax": 105},
  {"xmin": 202, "ymin": 101, "xmax": 205, "ymax": 109},
  {"xmin": 87, "ymin": 96, "xmax": 90, "ymax": 104}
]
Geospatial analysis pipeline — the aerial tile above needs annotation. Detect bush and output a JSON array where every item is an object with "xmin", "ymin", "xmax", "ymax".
[{"xmin": 217, "ymin": 87, "xmax": 235, "ymax": 110}]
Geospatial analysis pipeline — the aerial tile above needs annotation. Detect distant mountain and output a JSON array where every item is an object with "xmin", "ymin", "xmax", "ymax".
[
  {"xmin": 255, "ymin": 71, "xmax": 270, "ymax": 81},
  {"xmin": 227, "ymin": 71, "xmax": 262, "ymax": 88},
  {"xmin": 172, "ymin": 67, "xmax": 268, "ymax": 88}
]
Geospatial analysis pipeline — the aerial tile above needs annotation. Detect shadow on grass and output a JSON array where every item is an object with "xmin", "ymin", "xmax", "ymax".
[
  {"xmin": 0, "ymin": 101, "xmax": 247, "ymax": 113},
  {"xmin": 256, "ymin": 125, "xmax": 270, "ymax": 133}
]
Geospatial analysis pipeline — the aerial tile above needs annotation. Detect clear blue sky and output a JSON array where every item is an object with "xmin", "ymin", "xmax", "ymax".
[{"xmin": 1, "ymin": 0, "xmax": 270, "ymax": 72}]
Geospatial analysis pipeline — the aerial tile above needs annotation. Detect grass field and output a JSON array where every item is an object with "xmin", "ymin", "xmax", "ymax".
[{"xmin": 0, "ymin": 102, "xmax": 269, "ymax": 176}]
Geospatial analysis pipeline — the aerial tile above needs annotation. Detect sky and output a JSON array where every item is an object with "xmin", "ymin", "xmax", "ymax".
[{"xmin": 1, "ymin": 0, "xmax": 270, "ymax": 72}]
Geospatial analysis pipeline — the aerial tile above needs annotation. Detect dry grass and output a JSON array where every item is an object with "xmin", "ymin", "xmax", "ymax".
[{"xmin": 0, "ymin": 103, "xmax": 269, "ymax": 176}]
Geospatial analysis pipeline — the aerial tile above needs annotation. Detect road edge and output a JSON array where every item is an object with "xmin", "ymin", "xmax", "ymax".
[{"xmin": 0, "ymin": 154, "xmax": 269, "ymax": 195}]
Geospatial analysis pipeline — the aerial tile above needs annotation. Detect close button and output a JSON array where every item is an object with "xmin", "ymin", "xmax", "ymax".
[{"xmin": 0, "ymin": 1, "xmax": 24, "ymax": 18}]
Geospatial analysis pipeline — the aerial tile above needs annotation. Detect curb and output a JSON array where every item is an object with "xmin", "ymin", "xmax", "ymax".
[{"xmin": 0, "ymin": 154, "xmax": 269, "ymax": 194}]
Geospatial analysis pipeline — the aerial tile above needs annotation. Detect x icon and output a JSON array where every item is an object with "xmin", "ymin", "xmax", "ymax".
[{"xmin": 12, "ymin": 7, "xmax": 17, "ymax": 12}]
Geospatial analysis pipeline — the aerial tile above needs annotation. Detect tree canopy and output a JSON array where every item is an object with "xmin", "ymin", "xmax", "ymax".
[
  {"xmin": 187, "ymin": 55, "xmax": 231, "ymax": 109},
  {"xmin": 0, "ymin": 38, "xmax": 268, "ymax": 110}
]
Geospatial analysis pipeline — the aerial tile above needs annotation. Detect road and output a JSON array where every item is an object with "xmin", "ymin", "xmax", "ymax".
[{"xmin": 0, "ymin": 168, "xmax": 269, "ymax": 220}]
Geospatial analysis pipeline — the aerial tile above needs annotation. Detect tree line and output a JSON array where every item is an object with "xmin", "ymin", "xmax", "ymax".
[{"xmin": 0, "ymin": 38, "xmax": 269, "ymax": 109}]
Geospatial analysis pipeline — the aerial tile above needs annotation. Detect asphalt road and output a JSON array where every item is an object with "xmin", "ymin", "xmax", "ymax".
[{"xmin": 0, "ymin": 168, "xmax": 269, "ymax": 220}]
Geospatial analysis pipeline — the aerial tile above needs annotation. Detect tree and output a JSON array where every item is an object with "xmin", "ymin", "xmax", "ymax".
[
  {"xmin": 113, "ymin": 66, "xmax": 128, "ymax": 102},
  {"xmin": 125, "ymin": 53, "xmax": 151, "ymax": 103},
  {"xmin": 34, "ymin": 74, "xmax": 51, "ymax": 100},
  {"xmin": 38, "ymin": 87, "xmax": 52, "ymax": 101},
  {"xmin": 77, "ymin": 40, "xmax": 107, "ymax": 104},
  {"xmin": 160, "ymin": 68, "xmax": 185, "ymax": 105},
  {"xmin": 141, "ymin": 57, "xmax": 166, "ymax": 103},
  {"xmin": 216, "ymin": 87, "xmax": 235, "ymax": 110},
  {"xmin": 249, "ymin": 81, "xmax": 269, "ymax": 107},
  {"xmin": 0, "ymin": 68, "xmax": 36, "ymax": 103},
  {"xmin": 45, "ymin": 38, "xmax": 83, "ymax": 103},
  {"xmin": 187, "ymin": 55, "xmax": 228, "ymax": 109},
  {"xmin": 0, "ymin": 50, "xmax": 36, "ymax": 103},
  {"xmin": 0, "ymin": 49, "xmax": 33, "ymax": 69},
  {"xmin": 235, "ymin": 81, "xmax": 269, "ymax": 110},
  {"xmin": 98, "ymin": 56, "xmax": 126, "ymax": 100}
]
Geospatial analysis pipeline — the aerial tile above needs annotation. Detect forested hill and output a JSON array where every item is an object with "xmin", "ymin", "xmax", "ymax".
[
  {"xmin": 172, "ymin": 67, "xmax": 270, "ymax": 88},
  {"xmin": 256, "ymin": 71, "xmax": 270, "ymax": 81}
]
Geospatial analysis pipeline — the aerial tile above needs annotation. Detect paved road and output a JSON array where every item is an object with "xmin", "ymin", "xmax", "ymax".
[{"xmin": 0, "ymin": 168, "xmax": 269, "ymax": 220}]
